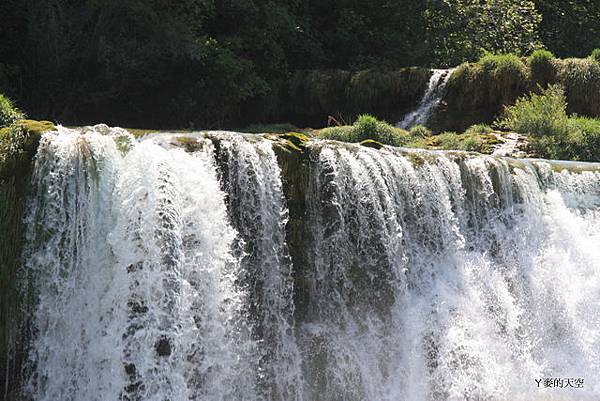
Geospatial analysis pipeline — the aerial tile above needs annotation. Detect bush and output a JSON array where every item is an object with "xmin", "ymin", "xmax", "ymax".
[
  {"xmin": 478, "ymin": 53, "xmax": 526, "ymax": 78},
  {"xmin": 431, "ymin": 132, "xmax": 486, "ymax": 152},
  {"xmin": 591, "ymin": 49, "xmax": 600, "ymax": 63},
  {"xmin": 465, "ymin": 123, "xmax": 493, "ymax": 135},
  {"xmin": 529, "ymin": 49, "xmax": 556, "ymax": 88},
  {"xmin": 563, "ymin": 117, "xmax": 600, "ymax": 161},
  {"xmin": 319, "ymin": 114, "xmax": 410, "ymax": 146},
  {"xmin": 409, "ymin": 124, "xmax": 432, "ymax": 138},
  {"xmin": 496, "ymin": 84, "xmax": 600, "ymax": 161},
  {"xmin": 0, "ymin": 94, "xmax": 24, "ymax": 128},
  {"xmin": 496, "ymin": 84, "xmax": 569, "ymax": 138},
  {"xmin": 555, "ymin": 58, "xmax": 600, "ymax": 116}
]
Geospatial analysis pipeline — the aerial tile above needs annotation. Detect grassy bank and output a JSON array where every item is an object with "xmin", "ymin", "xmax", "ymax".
[{"xmin": 431, "ymin": 50, "xmax": 600, "ymax": 132}]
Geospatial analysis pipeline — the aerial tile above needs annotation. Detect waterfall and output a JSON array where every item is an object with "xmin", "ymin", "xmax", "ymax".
[
  {"xmin": 296, "ymin": 143, "xmax": 600, "ymax": 401},
  {"xmin": 397, "ymin": 69, "xmax": 454, "ymax": 129},
  {"xmin": 15, "ymin": 127, "xmax": 600, "ymax": 401},
  {"xmin": 22, "ymin": 127, "xmax": 261, "ymax": 401}
]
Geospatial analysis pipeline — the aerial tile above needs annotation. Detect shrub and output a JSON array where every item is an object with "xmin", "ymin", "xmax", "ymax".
[
  {"xmin": 591, "ymin": 49, "xmax": 600, "ymax": 63},
  {"xmin": 563, "ymin": 117, "xmax": 600, "ymax": 161},
  {"xmin": 431, "ymin": 132, "xmax": 486, "ymax": 152},
  {"xmin": 465, "ymin": 123, "xmax": 493, "ymax": 135},
  {"xmin": 529, "ymin": 49, "xmax": 556, "ymax": 88},
  {"xmin": 496, "ymin": 84, "xmax": 600, "ymax": 161},
  {"xmin": 0, "ymin": 94, "xmax": 24, "ymax": 128},
  {"xmin": 409, "ymin": 124, "xmax": 432, "ymax": 138},
  {"xmin": 319, "ymin": 114, "xmax": 410, "ymax": 146},
  {"xmin": 496, "ymin": 84, "xmax": 569, "ymax": 138},
  {"xmin": 555, "ymin": 58, "xmax": 600, "ymax": 116},
  {"xmin": 478, "ymin": 54, "xmax": 528, "ymax": 104}
]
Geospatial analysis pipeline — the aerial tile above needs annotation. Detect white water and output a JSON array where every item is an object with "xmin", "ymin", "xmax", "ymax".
[
  {"xmin": 19, "ymin": 127, "xmax": 600, "ymax": 400},
  {"xmin": 299, "ymin": 144, "xmax": 600, "ymax": 401},
  {"xmin": 397, "ymin": 69, "xmax": 454, "ymax": 129},
  {"xmin": 23, "ymin": 127, "xmax": 261, "ymax": 400}
]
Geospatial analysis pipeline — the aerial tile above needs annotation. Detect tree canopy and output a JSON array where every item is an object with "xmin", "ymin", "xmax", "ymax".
[{"xmin": 0, "ymin": 0, "xmax": 596, "ymax": 128}]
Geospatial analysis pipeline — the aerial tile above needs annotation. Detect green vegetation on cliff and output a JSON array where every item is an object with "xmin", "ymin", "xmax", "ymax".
[
  {"xmin": 432, "ymin": 50, "xmax": 600, "ymax": 133},
  {"xmin": 0, "ymin": 98, "xmax": 55, "ymax": 397}
]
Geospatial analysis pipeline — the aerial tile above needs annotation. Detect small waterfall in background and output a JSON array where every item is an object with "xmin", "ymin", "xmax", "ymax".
[
  {"xmin": 13, "ymin": 126, "xmax": 600, "ymax": 400},
  {"xmin": 397, "ymin": 69, "xmax": 454, "ymax": 129}
]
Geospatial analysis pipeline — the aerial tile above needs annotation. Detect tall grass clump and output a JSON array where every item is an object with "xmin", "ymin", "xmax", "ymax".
[
  {"xmin": 319, "ymin": 114, "xmax": 409, "ymax": 146},
  {"xmin": 528, "ymin": 49, "xmax": 556, "ymax": 89},
  {"xmin": 478, "ymin": 53, "xmax": 528, "ymax": 104},
  {"xmin": 591, "ymin": 48, "xmax": 600, "ymax": 63},
  {"xmin": 0, "ymin": 94, "xmax": 24, "ymax": 128},
  {"xmin": 408, "ymin": 124, "xmax": 431, "ymax": 138},
  {"xmin": 555, "ymin": 58, "xmax": 600, "ymax": 116},
  {"xmin": 465, "ymin": 123, "xmax": 493, "ymax": 135},
  {"xmin": 433, "ymin": 131, "xmax": 487, "ymax": 152}
]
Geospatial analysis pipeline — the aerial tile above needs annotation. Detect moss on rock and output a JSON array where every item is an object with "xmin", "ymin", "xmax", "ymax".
[
  {"xmin": 170, "ymin": 135, "xmax": 205, "ymax": 153},
  {"xmin": 360, "ymin": 139, "xmax": 384, "ymax": 149},
  {"xmin": 267, "ymin": 132, "xmax": 311, "ymax": 154},
  {"xmin": 0, "ymin": 119, "xmax": 55, "ymax": 397}
]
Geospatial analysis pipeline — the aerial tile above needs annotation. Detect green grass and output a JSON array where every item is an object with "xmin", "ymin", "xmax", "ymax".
[
  {"xmin": 409, "ymin": 124, "xmax": 431, "ymax": 138},
  {"xmin": 0, "ymin": 94, "xmax": 24, "ymax": 128},
  {"xmin": 429, "ymin": 132, "xmax": 492, "ymax": 152},
  {"xmin": 465, "ymin": 123, "xmax": 493, "ymax": 135},
  {"xmin": 496, "ymin": 84, "xmax": 568, "ymax": 138},
  {"xmin": 319, "ymin": 114, "xmax": 410, "ymax": 147}
]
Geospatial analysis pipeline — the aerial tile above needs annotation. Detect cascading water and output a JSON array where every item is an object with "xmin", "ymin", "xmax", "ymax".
[
  {"xmin": 207, "ymin": 132, "xmax": 304, "ymax": 400},
  {"xmin": 12, "ymin": 126, "xmax": 600, "ymax": 401},
  {"xmin": 397, "ymin": 69, "xmax": 454, "ymax": 129},
  {"xmin": 297, "ymin": 143, "xmax": 600, "ymax": 401},
  {"xmin": 21, "ymin": 127, "xmax": 261, "ymax": 401}
]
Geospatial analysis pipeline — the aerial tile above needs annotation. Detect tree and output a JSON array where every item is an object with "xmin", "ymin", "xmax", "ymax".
[
  {"xmin": 425, "ymin": 0, "xmax": 542, "ymax": 66},
  {"xmin": 534, "ymin": 1, "xmax": 600, "ymax": 58}
]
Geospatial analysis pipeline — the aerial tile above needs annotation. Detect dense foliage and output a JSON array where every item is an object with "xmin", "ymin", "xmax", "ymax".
[
  {"xmin": 0, "ymin": 0, "xmax": 598, "ymax": 129},
  {"xmin": 497, "ymin": 85, "xmax": 600, "ymax": 161},
  {"xmin": 319, "ymin": 114, "xmax": 411, "ymax": 146}
]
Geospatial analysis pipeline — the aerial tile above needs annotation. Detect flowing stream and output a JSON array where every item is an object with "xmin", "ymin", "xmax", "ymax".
[{"xmin": 14, "ymin": 126, "xmax": 600, "ymax": 400}]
